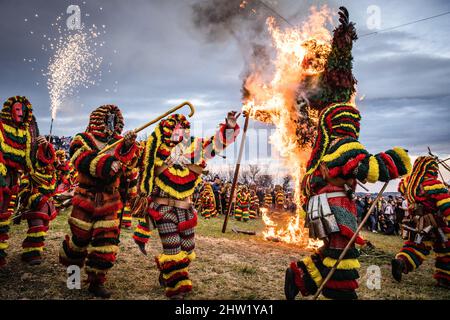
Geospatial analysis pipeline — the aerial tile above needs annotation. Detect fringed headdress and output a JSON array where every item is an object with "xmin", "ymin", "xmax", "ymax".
[
  {"xmin": 86, "ymin": 104, "xmax": 124, "ymax": 142},
  {"xmin": 139, "ymin": 114, "xmax": 191, "ymax": 195}
]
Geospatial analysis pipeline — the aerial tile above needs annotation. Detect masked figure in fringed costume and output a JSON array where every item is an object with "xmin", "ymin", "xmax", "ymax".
[
  {"xmin": 53, "ymin": 149, "xmax": 76, "ymax": 212},
  {"xmin": 249, "ymin": 185, "xmax": 259, "ymax": 219},
  {"xmin": 199, "ymin": 183, "xmax": 217, "ymax": 219},
  {"xmin": 59, "ymin": 105, "xmax": 139, "ymax": 298},
  {"xmin": 235, "ymin": 185, "xmax": 251, "ymax": 222},
  {"xmin": 136, "ymin": 111, "xmax": 240, "ymax": 299},
  {"xmin": 284, "ymin": 8, "xmax": 412, "ymax": 300},
  {"xmin": 0, "ymin": 96, "xmax": 56, "ymax": 267},
  {"xmin": 16, "ymin": 116, "xmax": 58, "ymax": 265},
  {"xmin": 263, "ymin": 188, "xmax": 273, "ymax": 209},
  {"xmin": 391, "ymin": 156, "xmax": 450, "ymax": 289},
  {"xmin": 274, "ymin": 185, "xmax": 286, "ymax": 211}
]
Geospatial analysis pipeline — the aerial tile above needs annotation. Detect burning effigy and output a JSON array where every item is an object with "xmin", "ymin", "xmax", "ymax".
[{"xmin": 193, "ymin": 1, "xmax": 336, "ymax": 248}]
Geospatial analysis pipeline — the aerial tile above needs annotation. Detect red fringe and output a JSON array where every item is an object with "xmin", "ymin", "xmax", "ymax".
[
  {"xmin": 379, "ymin": 152, "xmax": 399, "ymax": 179},
  {"xmin": 92, "ymin": 227, "xmax": 119, "ymax": 237},
  {"xmin": 0, "ymin": 212, "xmax": 12, "ymax": 220},
  {"xmin": 178, "ymin": 212, "xmax": 198, "ymax": 232},
  {"xmin": 165, "ymin": 271, "xmax": 189, "ymax": 285},
  {"xmin": 133, "ymin": 235, "xmax": 150, "ymax": 244},
  {"xmin": 339, "ymin": 224, "xmax": 365, "ymax": 246},
  {"xmin": 93, "ymin": 201, "xmax": 122, "ymax": 217},
  {"xmin": 325, "ymin": 279, "xmax": 359, "ymax": 290},
  {"xmin": 37, "ymin": 143, "xmax": 55, "ymax": 166},
  {"xmin": 290, "ymin": 262, "xmax": 308, "ymax": 296},
  {"xmin": 96, "ymin": 155, "xmax": 110, "ymax": 178},
  {"xmin": 115, "ymin": 141, "xmax": 138, "ymax": 164},
  {"xmin": 72, "ymin": 196, "xmax": 95, "ymax": 212},
  {"xmin": 433, "ymin": 272, "xmax": 450, "ymax": 282},
  {"xmin": 88, "ymin": 251, "xmax": 117, "ymax": 263},
  {"xmin": 148, "ymin": 208, "xmax": 163, "ymax": 221},
  {"xmin": 162, "ymin": 169, "xmax": 197, "ymax": 185},
  {"xmin": 22, "ymin": 241, "xmax": 44, "ymax": 248},
  {"xmin": 342, "ymin": 153, "xmax": 366, "ymax": 176},
  {"xmin": 160, "ymin": 258, "xmax": 190, "ymax": 272},
  {"xmin": 0, "ymin": 234, "xmax": 9, "ymax": 241},
  {"xmin": 166, "ymin": 284, "xmax": 192, "ymax": 298},
  {"xmin": 27, "ymin": 225, "xmax": 48, "ymax": 234}
]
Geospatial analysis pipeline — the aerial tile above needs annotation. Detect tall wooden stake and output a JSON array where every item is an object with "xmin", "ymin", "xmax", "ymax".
[
  {"xmin": 222, "ymin": 113, "xmax": 250, "ymax": 233},
  {"xmin": 312, "ymin": 181, "xmax": 389, "ymax": 300}
]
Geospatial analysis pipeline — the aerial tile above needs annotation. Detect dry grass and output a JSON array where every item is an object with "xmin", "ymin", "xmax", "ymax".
[{"xmin": 0, "ymin": 208, "xmax": 448, "ymax": 300}]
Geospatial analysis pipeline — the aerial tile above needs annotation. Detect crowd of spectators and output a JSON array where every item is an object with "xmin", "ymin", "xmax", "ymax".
[{"xmin": 356, "ymin": 194, "xmax": 408, "ymax": 236}]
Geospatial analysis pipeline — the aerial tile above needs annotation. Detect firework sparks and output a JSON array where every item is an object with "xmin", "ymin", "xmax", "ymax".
[{"xmin": 46, "ymin": 23, "xmax": 103, "ymax": 120}]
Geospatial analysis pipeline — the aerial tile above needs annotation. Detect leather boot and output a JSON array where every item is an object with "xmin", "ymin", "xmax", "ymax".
[
  {"xmin": 391, "ymin": 258, "xmax": 406, "ymax": 282},
  {"xmin": 88, "ymin": 283, "xmax": 112, "ymax": 299}
]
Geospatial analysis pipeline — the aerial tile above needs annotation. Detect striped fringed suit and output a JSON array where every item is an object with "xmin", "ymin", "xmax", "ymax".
[
  {"xmin": 235, "ymin": 191, "xmax": 250, "ymax": 222},
  {"xmin": 291, "ymin": 130, "xmax": 411, "ymax": 299},
  {"xmin": 249, "ymin": 192, "xmax": 259, "ymax": 219},
  {"xmin": 395, "ymin": 177, "xmax": 450, "ymax": 285},
  {"xmin": 59, "ymin": 132, "xmax": 139, "ymax": 285},
  {"xmin": 139, "ymin": 118, "xmax": 240, "ymax": 298}
]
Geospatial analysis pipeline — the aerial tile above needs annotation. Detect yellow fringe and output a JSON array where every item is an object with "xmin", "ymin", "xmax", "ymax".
[
  {"xmin": 323, "ymin": 257, "xmax": 361, "ymax": 270},
  {"xmin": 396, "ymin": 252, "xmax": 416, "ymax": 270},
  {"xmin": 0, "ymin": 219, "xmax": 11, "ymax": 226},
  {"xmin": 393, "ymin": 147, "xmax": 412, "ymax": 175},
  {"xmin": 69, "ymin": 216, "xmax": 93, "ymax": 231},
  {"xmin": 437, "ymin": 198, "xmax": 450, "ymax": 207},
  {"xmin": 435, "ymin": 268, "xmax": 450, "ymax": 275},
  {"xmin": 0, "ymin": 242, "xmax": 9, "ymax": 250},
  {"xmin": 87, "ymin": 245, "xmax": 119, "ymax": 254},
  {"xmin": 93, "ymin": 219, "xmax": 119, "ymax": 229},
  {"xmin": 89, "ymin": 155, "xmax": 102, "ymax": 178},
  {"xmin": 187, "ymin": 251, "xmax": 196, "ymax": 262},
  {"xmin": 23, "ymin": 247, "xmax": 44, "ymax": 253},
  {"xmin": 367, "ymin": 156, "xmax": 380, "ymax": 183},
  {"xmin": 423, "ymin": 183, "xmax": 447, "ymax": 191},
  {"xmin": 154, "ymin": 176, "xmax": 201, "ymax": 200},
  {"xmin": 27, "ymin": 231, "xmax": 47, "ymax": 238},
  {"xmin": 157, "ymin": 251, "xmax": 188, "ymax": 264},
  {"xmin": 303, "ymin": 256, "xmax": 323, "ymax": 287}
]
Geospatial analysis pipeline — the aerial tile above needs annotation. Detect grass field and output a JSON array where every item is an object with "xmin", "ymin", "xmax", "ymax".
[{"xmin": 0, "ymin": 208, "xmax": 449, "ymax": 300}]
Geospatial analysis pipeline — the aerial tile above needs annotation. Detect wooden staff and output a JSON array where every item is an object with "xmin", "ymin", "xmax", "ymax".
[
  {"xmin": 98, "ymin": 101, "xmax": 195, "ymax": 155},
  {"xmin": 222, "ymin": 113, "xmax": 250, "ymax": 233},
  {"xmin": 312, "ymin": 181, "xmax": 389, "ymax": 300}
]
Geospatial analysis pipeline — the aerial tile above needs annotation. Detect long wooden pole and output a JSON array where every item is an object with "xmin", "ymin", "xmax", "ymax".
[
  {"xmin": 222, "ymin": 114, "xmax": 250, "ymax": 233},
  {"xmin": 312, "ymin": 181, "xmax": 389, "ymax": 300},
  {"xmin": 98, "ymin": 101, "xmax": 195, "ymax": 155}
]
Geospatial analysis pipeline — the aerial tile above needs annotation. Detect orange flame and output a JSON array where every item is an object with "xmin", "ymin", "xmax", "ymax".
[{"xmin": 243, "ymin": 6, "xmax": 332, "ymax": 247}]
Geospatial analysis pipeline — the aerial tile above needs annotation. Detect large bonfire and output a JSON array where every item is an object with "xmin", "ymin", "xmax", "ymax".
[{"xmin": 241, "ymin": 6, "xmax": 334, "ymax": 248}]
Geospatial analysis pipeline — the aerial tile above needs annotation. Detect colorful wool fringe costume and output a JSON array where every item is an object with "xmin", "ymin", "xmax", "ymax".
[
  {"xmin": 199, "ymin": 183, "xmax": 217, "ymax": 219},
  {"xmin": 392, "ymin": 156, "xmax": 450, "ymax": 288},
  {"xmin": 274, "ymin": 185, "xmax": 286, "ymax": 211},
  {"xmin": 285, "ymin": 8, "xmax": 412, "ymax": 300},
  {"xmin": 59, "ymin": 105, "xmax": 140, "ymax": 288},
  {"xmin": 235, "ymin": 187, "xmax": 250, "ymax": 222},
  {"xmin": 249, "ymin": 187, "xmax": 259, "ymax": 219},
  {"xmin": 0, "ymin": 96, "xmax": 56, "ymax": 266},
  {"xmin": 137, "ymin": 113, "xmax": 239, "ymax": 298}
]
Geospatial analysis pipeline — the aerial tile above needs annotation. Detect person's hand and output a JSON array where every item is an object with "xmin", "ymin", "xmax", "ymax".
[
  {"xmin": 111, "ymin": 161, "xmax": 121, "ymax": 174},
  {"xmin": 225, "ymin": 111, "xmax": 241, "ymax": 128},
  {"xmin": 36, "ymin": 136, "xmax": 48, "ymax": 146},
  {"xmin": 123, "ymin": 130, "xmax": 137, "ymax": 149}
]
